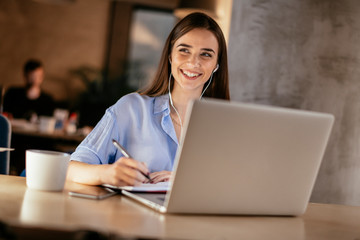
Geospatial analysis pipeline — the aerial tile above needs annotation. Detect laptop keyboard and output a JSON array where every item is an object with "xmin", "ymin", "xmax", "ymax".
[{"xmin": 157, "ymin": 196, "xmax": 165, "ymax": 202}]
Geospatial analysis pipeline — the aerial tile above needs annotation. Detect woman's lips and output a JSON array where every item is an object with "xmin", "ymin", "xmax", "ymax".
[{"xmin": 181, "ymin": 69, "xmax": 202, "ymax": 79}]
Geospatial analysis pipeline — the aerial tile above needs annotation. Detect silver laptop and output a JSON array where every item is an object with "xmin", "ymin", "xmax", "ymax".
[{"xmin": 122, "ymin": 99, "xmax": 334, "ymax": 216}]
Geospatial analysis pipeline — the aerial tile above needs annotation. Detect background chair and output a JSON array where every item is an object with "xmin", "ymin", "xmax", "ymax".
[{"xmin": 0, "ymin": 115, "xmax": 11, "ymax": 175}]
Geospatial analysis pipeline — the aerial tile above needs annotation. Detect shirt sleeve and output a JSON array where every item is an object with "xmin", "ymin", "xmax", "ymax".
[
  {"xmin": 70, "ymin": 105, "xmax": 120, "ymax": 164},
  {"xmin": 70, "ymin": 93, "xmax": 177, "ymax": 172}
]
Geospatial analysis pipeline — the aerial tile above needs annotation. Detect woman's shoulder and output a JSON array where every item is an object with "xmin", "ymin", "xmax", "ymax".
[
  {"xmin": 111, "ymin": 92, "xmax": 152, "ymax": 111},
  {"xmin": 111, "ymin": 92, "xmax": 169, "ymax": 112},
  {"xmin": 116, "ymin": 92, "xmax": 152, "ymax": 104}
]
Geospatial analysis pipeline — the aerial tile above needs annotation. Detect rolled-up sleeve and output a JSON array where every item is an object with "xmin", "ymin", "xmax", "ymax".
[{"xmin": 71, "ymin": 106, "xmax": 119, "ymax": 164}]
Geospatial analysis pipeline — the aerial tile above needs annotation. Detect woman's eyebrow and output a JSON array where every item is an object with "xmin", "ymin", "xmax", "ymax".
[
  {"xmin": 202, "ymin": 48, "xmax": 215, "ymax": 53},
  {"xmin": 176, "ymin": 43, "xmax": 191, "ymax": 48},
  {"xmin": 176, "ymin": 43, "xmax": 215, "ymax": 53}
]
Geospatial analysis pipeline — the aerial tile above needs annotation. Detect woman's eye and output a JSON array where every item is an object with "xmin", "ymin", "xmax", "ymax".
[
  {"xmin": 201, "ymin": 52, "xmax": 212, "ymax": 58},
  {"xmin": 179, "ymin": 48, "xmax": 189, "ymax": 53}
]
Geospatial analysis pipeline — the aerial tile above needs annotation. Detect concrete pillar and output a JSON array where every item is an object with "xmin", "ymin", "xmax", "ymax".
[{"xmin": 228, "ymin": 0, "xmax": 360, "ymax": 206}]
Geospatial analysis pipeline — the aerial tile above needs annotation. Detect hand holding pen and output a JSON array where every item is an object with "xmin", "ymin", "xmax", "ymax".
[{"xmin": 112, "ymin": 139, "xmax": 152, "ymax": 183}]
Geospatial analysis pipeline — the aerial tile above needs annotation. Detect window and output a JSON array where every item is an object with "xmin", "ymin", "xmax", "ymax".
[{"xmin": 126, "ymin": 8, "xmax": 176, "ymax": 90}]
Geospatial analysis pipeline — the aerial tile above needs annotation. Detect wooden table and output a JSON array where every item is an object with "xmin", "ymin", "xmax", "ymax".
[{"xmin": 0, "ymin": 175, "xmax": 359, "ymax": 239}]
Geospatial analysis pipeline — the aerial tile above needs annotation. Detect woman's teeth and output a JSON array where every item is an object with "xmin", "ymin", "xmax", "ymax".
[{"xmin": 183, "ymin": 70, "xmax": 200, "ymax": 78}]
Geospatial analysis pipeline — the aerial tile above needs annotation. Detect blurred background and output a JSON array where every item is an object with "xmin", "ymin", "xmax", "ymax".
[
  {"xmin": 0, "ymin": 0, "xmax": 232, "ymax": 127},
  {"xmin": 1, "ymin": 0, "xmax": 360, "ymax": 207}
]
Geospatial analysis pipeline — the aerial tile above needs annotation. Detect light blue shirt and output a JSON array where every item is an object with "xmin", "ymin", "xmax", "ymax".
[{"xmin": 70, "ymin": 93, "xmax": 178, "ymax": 172}]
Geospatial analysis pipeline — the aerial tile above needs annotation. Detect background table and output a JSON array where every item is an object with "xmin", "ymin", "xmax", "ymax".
[
  {"xmin": 0, "ymin": 175, "xmax": 359, "ymax": 239},
  {"xmin": 10, "ymin": 125, "xmax": 85, "ymax": 175}
]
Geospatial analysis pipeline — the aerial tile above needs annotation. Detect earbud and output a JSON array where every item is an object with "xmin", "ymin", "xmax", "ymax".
[
  {"xmin": 213, "ymin": 64, "xmax": 219, "ymax": 73},
  {"xmin": 169, "ymin": 57, "xmax": 172, "ymax": 65}
]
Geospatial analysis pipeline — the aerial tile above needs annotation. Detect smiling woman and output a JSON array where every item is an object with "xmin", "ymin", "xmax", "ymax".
[
  {"xmin": 67, "ymin": 12, "xmax": 230, "ymax": 188},
  {"xmin": 170, "ymin": 28, "xmax": 219, "ymax": 96},
  {"xmin": 141, "ymin": 12, "xmax": 229, "ymax": 100}
]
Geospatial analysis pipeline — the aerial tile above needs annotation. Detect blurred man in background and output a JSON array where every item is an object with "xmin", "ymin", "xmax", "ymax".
[{"xmin": 3, "ymin": 59, "xmax": 55, "ymax": 120}]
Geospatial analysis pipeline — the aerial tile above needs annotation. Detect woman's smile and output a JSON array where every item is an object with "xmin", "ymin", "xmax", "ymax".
[
  {"xmin": 181, "ymin": 69, "xmax": 202, "ymax": 79},
  {"xmin": 170, "ymin": 28, "xmax": 219, "ymax": 95}
]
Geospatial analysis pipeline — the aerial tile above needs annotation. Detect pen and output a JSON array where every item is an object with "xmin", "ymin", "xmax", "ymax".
[{"xmin": 112, "ymin": 139, "xmax": 152, "ymax": 182}]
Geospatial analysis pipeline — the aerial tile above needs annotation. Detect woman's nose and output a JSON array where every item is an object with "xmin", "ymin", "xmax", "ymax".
[{"xmin": 187, "ymin": 54, "xmax": 200, "ymax": 67}]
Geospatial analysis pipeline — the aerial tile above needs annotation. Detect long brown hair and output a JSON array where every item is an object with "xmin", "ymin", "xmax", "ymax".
[{"xmin": 140, "ymin": 12, "xmax": 230, "ymax": 100}]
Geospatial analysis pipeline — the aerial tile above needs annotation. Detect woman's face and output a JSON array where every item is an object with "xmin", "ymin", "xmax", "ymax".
[{"xmin": 170, "ymin": 28, "xmax": 219, "ymax": 96}]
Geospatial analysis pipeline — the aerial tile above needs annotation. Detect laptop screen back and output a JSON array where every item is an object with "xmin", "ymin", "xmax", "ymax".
[{"xmin": 164, "ymin": 99, "xmax": 334, "ymax": 215}]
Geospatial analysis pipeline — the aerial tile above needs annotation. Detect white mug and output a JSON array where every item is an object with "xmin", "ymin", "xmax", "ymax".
[{"xmin": 26, "ymin": 150, "xmax": 70, "ymax": 191}]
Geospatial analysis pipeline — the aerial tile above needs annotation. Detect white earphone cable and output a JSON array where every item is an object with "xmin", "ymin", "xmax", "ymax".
[
  {"xmin": 168, "ymin": 73, "xmax": 183, "ymax": 132},
  {"xmin": 199, "ymin": 72, "xmax": 214, "ymax": 99}
]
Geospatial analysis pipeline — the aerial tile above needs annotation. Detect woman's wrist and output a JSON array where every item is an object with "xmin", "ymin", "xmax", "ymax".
[{"xmin": 97, "ymin": 164, "xmax": 109, "ymax": 185}]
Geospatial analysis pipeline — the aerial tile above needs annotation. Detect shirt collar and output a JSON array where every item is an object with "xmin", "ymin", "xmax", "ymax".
[{"xmin": 154, "ymin": 94, "xmax": 170, "ymax": 115}]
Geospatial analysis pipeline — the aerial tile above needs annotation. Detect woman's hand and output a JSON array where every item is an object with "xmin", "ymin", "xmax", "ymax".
[
  {"xmin": 100, "ymin": 157, "xmax": 150, "ymax": 187},
  {"xmin": 149, "ymin": 171, "xmax": 172, "ymax": 183}
]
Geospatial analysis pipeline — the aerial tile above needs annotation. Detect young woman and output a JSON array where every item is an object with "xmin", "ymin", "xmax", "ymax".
[{"xmin": 67, "ymin": 12, "xmax": 230, "ymax": 187}]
